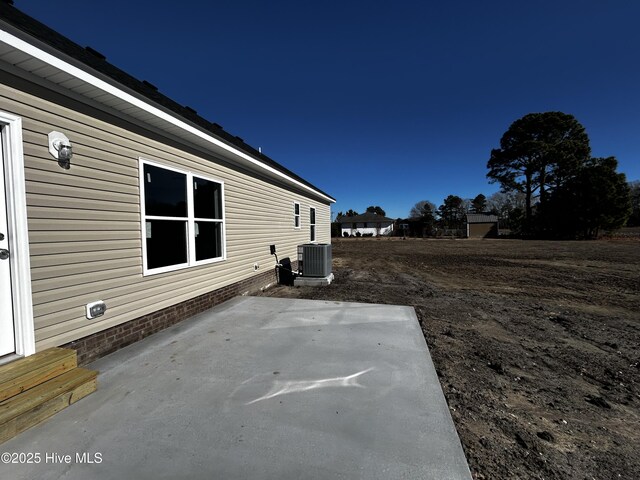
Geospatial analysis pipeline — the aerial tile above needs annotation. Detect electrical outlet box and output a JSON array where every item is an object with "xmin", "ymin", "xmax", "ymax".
[{"xmin": 86, "ymin": 301, "xmax": 107, "ymax": 319}]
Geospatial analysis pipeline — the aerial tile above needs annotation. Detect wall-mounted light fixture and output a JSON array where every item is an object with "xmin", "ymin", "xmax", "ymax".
[{"xmin": 48, "ymin": 131, "xmax": 73, "ymax": 169}]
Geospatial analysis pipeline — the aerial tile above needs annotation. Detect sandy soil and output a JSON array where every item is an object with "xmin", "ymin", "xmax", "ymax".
[{"xmin": 256, "ymin": 238, "xmax": 640, "ymax": 480}]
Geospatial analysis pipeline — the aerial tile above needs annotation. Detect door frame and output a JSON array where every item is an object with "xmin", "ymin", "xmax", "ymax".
[{"xmin": 0, "ymin": 110, "xmax": 34, "ymax": 357}]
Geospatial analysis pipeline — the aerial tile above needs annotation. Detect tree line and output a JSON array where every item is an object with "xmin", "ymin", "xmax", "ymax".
[
  {"xmin": 335, "ymin": 205, "xmax": 386, "ymax": 219},
  {"xmin": 334, "ymin": 112, "xmax": 638, "ymax": 239},
  {"xmin": 409, "ymin": 112, "xmax": 638, "ymax": 239},
  {"xmin": 487, "ymin": 111, "xmax": 633, "ymax": 239},
  {"xmin": 406, "ymin": 193, "xmax": 512, "ymax": 236}
]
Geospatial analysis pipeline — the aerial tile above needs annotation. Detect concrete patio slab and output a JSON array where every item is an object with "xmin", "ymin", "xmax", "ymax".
[{"xmin": 1, "ymin": 296, "xmax": 472, "ymax": 480}]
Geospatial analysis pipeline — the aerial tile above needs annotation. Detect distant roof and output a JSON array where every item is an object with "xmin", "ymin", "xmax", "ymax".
[
  {"xmin": 0, "ymin": 2, "xmax": 335, "ymax": 203},
  {"xmin": 337, "ymin": 212, "xmax": 394, "ymax": 224},
  {"xmin": 466, "ymin": 214, "xmax": 499, "ymax": 223}
]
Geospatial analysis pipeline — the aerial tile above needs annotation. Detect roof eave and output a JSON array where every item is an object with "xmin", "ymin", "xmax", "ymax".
[{"xmin": 0, "ymin": 21, "xmax": 336, "ymax": 204}]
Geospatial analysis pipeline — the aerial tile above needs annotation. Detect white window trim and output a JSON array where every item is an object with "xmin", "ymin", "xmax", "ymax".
[
  {"xmin": 310, "ymin": 206, "xmax": 317, "ymax": 243},
  {"xmin": 293, "ymin": 201, "xmax": 301, "ymax": 229},
  {"xmin": 0, "ymin": 111, "xmax": 35, "ymax": 357},
  {"xmin": 139, "ymin": 158, "xmax": 226, "ymax": 276}
]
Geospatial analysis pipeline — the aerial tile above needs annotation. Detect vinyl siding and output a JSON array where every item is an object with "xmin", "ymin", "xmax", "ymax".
[{"xmin": 0, "ymin": 81, "xmax": 331, "ymax": 351}]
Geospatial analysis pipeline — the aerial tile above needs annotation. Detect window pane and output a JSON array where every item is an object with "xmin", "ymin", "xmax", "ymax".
[
  {"xmin": 195, "ymin": 221, "xmax": 222, "ymax": 261},
  {"xmin": 310, "ymin": 208, "xmax": 316, "ymax": 224},
  {"xmin": 294, "ymin": 203, "xmax": 300, "ymax": 215},
  {"xmin": 295, "ymin": 216, "xmax": 300, "ymax": 228},
  {"xmin": 144, "ymin": 164, "xmax": 187, "ymax": 217},
  {"xmin": 310, "ymin": 225, "xmax": 316, "ymax": 242},
  {"xmin": 145, "ymin": 220, "xmax": 187, "ymax": 269},
  {"xmin": 194, "ymin": 177, "xmax": 222, "ymax": 219}
]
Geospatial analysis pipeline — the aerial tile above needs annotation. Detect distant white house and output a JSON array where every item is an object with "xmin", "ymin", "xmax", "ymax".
[{"xmin": 337, "ymin": 212, "xmax": 394, "ymax": 236}]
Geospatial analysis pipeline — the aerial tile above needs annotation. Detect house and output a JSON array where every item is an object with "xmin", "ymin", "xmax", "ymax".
[
  {"xmin": 337, "ymin": 212, "xmax": 394, "ymax": 237},
  {"xmin": 466, "ymin": 214, "xmax": 499, "ymax": 238},
  {"xmin": 0, "ymin": 3, "xmax": 335, "ymax": 366}
]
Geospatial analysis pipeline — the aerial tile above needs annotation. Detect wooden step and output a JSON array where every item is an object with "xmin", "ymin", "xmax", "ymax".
[
  {"xmin": 0, "ymin": 348, "xmax": 77, "ymax": 402},
  {"xmin": 0, "ymin": 367, "xmax": 97, "ymax": 444}
]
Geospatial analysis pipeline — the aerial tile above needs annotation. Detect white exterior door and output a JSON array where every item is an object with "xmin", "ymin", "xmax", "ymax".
[{"xmin": 0, "ymin": 128, "xmax": 16, "ymax": 356}]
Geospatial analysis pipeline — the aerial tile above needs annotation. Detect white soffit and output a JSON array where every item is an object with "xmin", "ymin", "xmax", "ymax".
[{"xmin": 0, "ymin": 26, "xmax": 335, "ymax": 204}]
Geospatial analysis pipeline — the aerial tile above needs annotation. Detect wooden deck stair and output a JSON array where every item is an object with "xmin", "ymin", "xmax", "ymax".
[{"xmin": 0, "ymin": 348, "xmax": 97, "ymax": 444}]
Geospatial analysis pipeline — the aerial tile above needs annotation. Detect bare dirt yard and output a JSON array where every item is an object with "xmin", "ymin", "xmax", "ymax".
[{"xmin": 257, "ymin": 238, "xmax": 640, "ymax": 479}]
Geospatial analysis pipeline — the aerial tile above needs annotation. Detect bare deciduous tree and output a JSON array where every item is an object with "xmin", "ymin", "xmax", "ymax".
[{"xmin": 409, "ymin": 200, "xmax": 436, "ymax": 219}]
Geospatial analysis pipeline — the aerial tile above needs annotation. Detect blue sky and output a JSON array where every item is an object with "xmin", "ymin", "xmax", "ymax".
[{"xmin": 19, "ymin": 0, "xmax": 640, "ymax": 219}]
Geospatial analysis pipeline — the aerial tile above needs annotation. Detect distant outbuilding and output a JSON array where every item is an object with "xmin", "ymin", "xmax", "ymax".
[
  {"xmin": 338, "ymin": 212, "xmax": 395, "ymax": 237},
  {"xmin": 466, "ymin": 214, "xmax": 499, "ymax": 238}
]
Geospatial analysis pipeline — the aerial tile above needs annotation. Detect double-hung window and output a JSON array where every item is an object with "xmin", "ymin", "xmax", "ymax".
[
  {"xmin": 310, "ymin": 207, "xmax": 316, "ymax": 242},
  {"xmin": 294, "ymin": 202, "xmax": 300, "ymax": 228},
  {"xmin": 140, "ymin": 159, "xmax": 225, "ymax": 275}
]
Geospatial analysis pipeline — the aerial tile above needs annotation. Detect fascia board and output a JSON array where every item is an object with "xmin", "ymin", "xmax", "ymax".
[{"xmin": 0, "ymin": 25, "xmax": 336, "ymax": 204}]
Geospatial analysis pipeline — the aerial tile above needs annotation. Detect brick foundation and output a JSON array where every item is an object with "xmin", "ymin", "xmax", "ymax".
[{"xmin": 64, "ymin": 264, "xmax": 290, "ymax": 365}]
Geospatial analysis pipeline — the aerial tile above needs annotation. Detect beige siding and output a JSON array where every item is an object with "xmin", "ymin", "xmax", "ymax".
[{"xmin": 0, "ymin": 82, "xmax": 332, "ymax": 351}]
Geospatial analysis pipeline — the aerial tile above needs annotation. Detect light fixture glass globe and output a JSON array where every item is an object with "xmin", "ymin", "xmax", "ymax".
[{"xmin": 58, "ymin": 143, "xmax": 73, "ymax": 161}]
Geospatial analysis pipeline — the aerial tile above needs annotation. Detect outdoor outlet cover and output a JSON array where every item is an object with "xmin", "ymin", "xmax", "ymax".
[{"xmin": 86, "ymin": 301, "xmax": 107, "ymax": 319}]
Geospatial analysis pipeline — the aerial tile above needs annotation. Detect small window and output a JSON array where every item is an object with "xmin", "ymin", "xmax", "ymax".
[
  {"xmin": 145, "ymin": 219, "xmax": 188, "ymax": 270},
  {"xmin": 141, "ymin": 159, "xmax": 225, "ymax": 275},
  {"xmin": 194, "ymin": 221, "xmax": 223, "ymax": 261},
  {"xmin": 143, "ymin": 163, "xmax": 188, "ymax": 271},
  {"xmin": 194, "ymin": 177, "xmax": 223, "ymax": 219},
  {"xmin": 144, "ymin": 164, "xmax": 187, "ymax": 217},
  {"xmin": 294, "ymin": 202, "xmax": 300, "ymax": 228},
  {"xmin": 310, "ymin": 207, "xmax": 316, "ymax": 242},
  {"xmin": 193, "ymin": 176, "xmax": 224, "ymax": 262}
]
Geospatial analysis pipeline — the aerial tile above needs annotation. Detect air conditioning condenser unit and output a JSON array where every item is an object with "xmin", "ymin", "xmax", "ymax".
[{"xmin": 297, "ymin": 243, "xmax": 332, "ymax": 277}]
